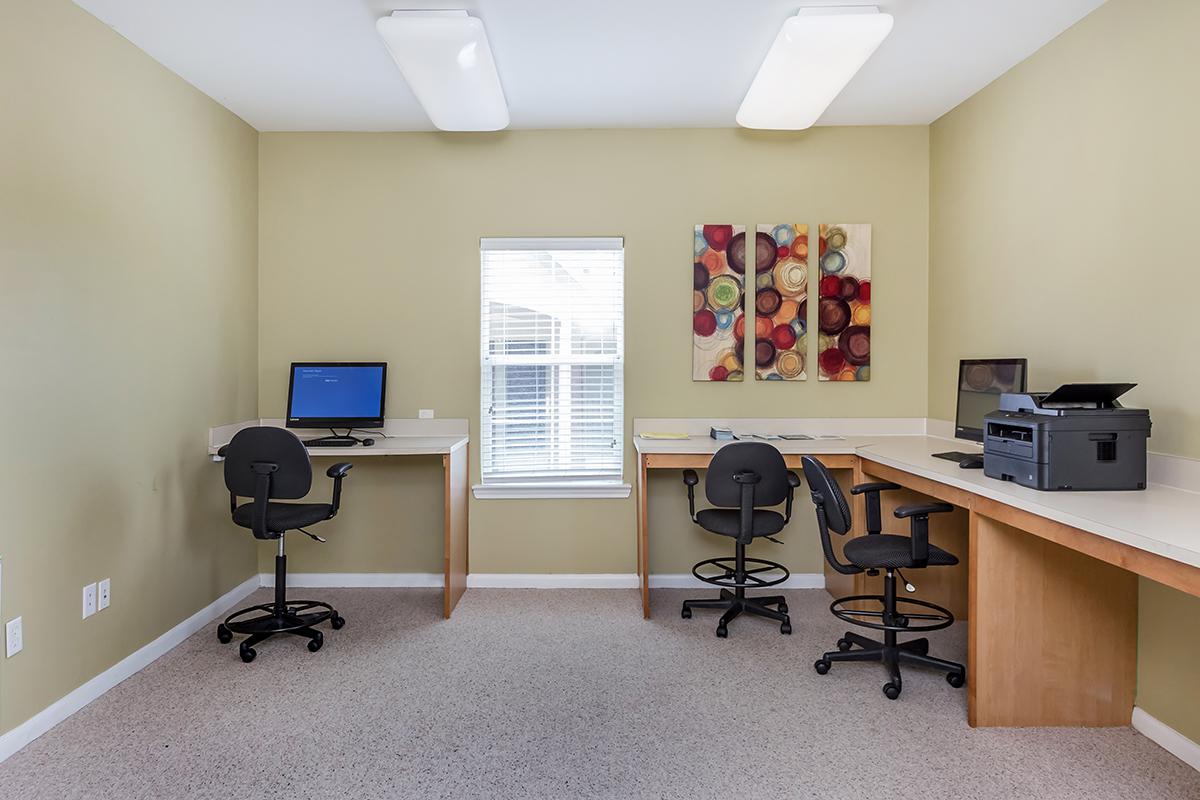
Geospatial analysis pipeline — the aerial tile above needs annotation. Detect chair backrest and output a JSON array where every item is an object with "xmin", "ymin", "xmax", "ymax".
[
  {"xmin": 223, "ymin": 427, "xmax": 312, "ymax": 499},
  {"xmin": 801, "ymin": 455, "xmax": 852, "ymax": 533},
  {"xmin": 705, "ymin": 442, "xmax": 789, "ymax": 508}
]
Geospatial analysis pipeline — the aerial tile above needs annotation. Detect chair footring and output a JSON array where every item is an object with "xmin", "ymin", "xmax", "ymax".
[
  {"xmin": 690, "ymin": 556, "xmax": 790, "ymax": 590},
  {"xmin": 830, "ymin": 594, "xmax": 954, "ymax": 633}
]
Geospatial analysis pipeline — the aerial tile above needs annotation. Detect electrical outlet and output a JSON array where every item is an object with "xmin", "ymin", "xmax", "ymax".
[
  {"xmin": 419, "ymin": 409, "xmax": 434, "ymax": 419},
  {"xmin": 6, "ymin": 617, "xmax": 22, "ymax": 657},
  {"xmin": 83, "ymin": 583, "xmax": 97, "ymax": 619},
  {"xmin": 98, "ymin": 578, "xmax": 111, "ymax": 611}
]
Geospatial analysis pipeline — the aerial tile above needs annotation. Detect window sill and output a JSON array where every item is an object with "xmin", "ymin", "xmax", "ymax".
[{"xmin": 472, "ymin": 482, "xmax": 632, "ymax": 500}]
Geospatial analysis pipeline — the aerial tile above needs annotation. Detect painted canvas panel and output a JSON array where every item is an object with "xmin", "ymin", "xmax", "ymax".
[
  {"xmin": 693, "ymin": 224, "xmax": 746, "ymax": 381},
  {"xmin": 754, "ymin": 224, "xmax": 808, "ymax": 381},
  {"xmin": 817, "ymin": 224, "xmax": 871, "ymax": 382}
]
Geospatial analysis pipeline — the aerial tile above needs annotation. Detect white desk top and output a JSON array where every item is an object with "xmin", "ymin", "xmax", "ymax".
[
  {"xmin": 857, "ymin": 435, "xmax": 1200, "ymax": 571},
  {"xmin": 208, "ymin": 419, "xmax": 468, "ymax": 458},
  {"xmin": 634, "ymin": 423, "xmax": 1200, "ymax": 571}
]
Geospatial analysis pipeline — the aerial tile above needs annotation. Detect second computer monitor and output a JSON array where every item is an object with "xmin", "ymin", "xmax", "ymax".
[
  {"xmin": 954, "ymin": 358, "xmax": 1027, "ymax": 442},
  {"xmin": 286, "ymin": 362, "xmax": 387, "ymax": 429}
]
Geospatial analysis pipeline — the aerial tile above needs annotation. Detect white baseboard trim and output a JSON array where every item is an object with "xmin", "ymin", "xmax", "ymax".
[
  {"xmin": 268, "ymin": 572, "xmax": 827, "ymax": 590},
  {"xmin": 1132, "ymin": 706, "xmax": 1200, "ymax": 772},
  {"xmin": 264, "ymin": 572, "xmax": 444, "ymax": 588},
  {"xmin": 0, "ymin": 575, "xmax": 260, "ymax": 764}
]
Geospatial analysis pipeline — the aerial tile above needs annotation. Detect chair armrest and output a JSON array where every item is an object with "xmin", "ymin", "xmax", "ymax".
[
  {"xmin": 850, "ymin": 481, "xmax": 900, "ymax": 495},
  {"xmin": 216, "ymin": 445, "xmax": 229, "ymax": 458},
  {"xmin": 784, "ymin": 471, "xmax": 801, "ymax": 522},
  {"xmin": 326, "ymin": 462, "xmax": 354, "ymax": 479},
  {"xmin": 894, "ymin": 502, "xmax": 953, "ymax": 518},
  {"xmin": 682, "ymin": 470, "xmax": 699, "ymax": 521},
  {"xmin": 894, "ymin": 502, "xmax": 953, "ymax": 567},
  {"xmin": 327, "ymin": 462, "xmax": 353, "ymax": 514},
  {"xmin": 852, "ymin": 481, "xmax": 901, "ymax": 535}
]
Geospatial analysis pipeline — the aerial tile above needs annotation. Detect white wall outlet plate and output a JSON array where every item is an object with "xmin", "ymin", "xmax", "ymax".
[
  {"xmin": 419, "ymin": 409, "xmax": 434, "ymax": 419},
  {"xmin": 83, "ymin": 583, "xmax": 97, "ymax": 619},
  {"xmin": 99, "ymin": 578, "xmax": 111, "ymax": 611},
  {"xmin": 6, "ymin": 617, "xmax": 22, "ymax": 657}
]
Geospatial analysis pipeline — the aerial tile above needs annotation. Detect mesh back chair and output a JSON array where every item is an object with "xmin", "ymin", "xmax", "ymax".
[
  {"xmin": 801, "ymin": 455, "xmax": 966, "ymax": 699},
  {"xmin": 680, "ymin": 442, "xmax": 800, "ymax": 637},
  {"xmin": 216, "ymin": 427, "xmax": 352, "ymax": 663}
]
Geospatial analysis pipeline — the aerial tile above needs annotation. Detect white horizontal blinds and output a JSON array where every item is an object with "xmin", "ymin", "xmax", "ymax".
[{"xmin": 480, "ymin": 238, "xmax": 625, "ymax": 484}]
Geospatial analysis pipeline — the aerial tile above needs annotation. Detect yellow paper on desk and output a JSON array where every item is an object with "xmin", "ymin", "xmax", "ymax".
[{"xmin": 638, "ymin": 432, "xmax": 690, "ymax": 440}]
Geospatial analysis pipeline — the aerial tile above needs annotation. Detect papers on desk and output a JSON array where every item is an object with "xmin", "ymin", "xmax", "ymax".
[
  {"xmin": 739, "ymin": 433, "xmax": 847, "ymax": 442},
  {"xmin": 638, "ymin": 432, "xmax": 691, "ymax": 440}
]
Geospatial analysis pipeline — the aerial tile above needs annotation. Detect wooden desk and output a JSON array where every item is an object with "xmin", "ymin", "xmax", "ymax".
[
  {"xmin": 634, "ymin": 420, "xmax": 1200, "ymax": 729},
  {"xmin": 209, "ymin": 418, "xmax": 470, "ymax": 618}
]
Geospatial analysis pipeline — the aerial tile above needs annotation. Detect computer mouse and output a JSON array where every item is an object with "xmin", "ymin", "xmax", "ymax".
[
  {"xmin": 959, "ymin": 457, "xmax": 983, "ymax": 469},
  {"xmin": 362, "ymin": 438, "xmax": 375, "ymax": 447}
]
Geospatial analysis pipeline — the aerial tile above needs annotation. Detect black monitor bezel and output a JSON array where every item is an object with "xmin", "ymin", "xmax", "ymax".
[
  {"xmin": 954, "ymin": 358, "xmax": 1027, "ymax": 443},
  {"xmin": 286, "ymin": 362, "xmax": 387, "ymax": 429}
]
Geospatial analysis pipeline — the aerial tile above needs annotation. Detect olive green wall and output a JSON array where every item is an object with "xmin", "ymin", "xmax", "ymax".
[
  {"xmin": 928, "ymin": 0, "xmax": 1200, "ymax": 742},
  {"xmin": 257, "ymin": 127, "xmax": 930, "ymax": 577},
  {"xmin": 0, "ymin": 0, "xmax": 259, "ymax": 734}
]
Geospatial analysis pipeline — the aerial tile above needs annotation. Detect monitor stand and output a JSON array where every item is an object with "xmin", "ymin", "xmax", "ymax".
[{"xmin": 303, "ymin": 430, "xmax": 370, "ymax": 447}]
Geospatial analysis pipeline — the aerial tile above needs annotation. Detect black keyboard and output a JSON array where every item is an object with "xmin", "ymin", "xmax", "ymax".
[{"xmin": 304, "ymin": 437, "xmax": 358, "ymax": 447}]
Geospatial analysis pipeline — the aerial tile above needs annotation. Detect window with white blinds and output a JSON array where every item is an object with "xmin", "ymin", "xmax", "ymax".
[{"xmin": 480, "ymin": 238, "xmax": 624, "ymax": 485}]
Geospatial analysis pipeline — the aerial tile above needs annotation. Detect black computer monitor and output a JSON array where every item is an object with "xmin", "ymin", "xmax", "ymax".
[
  {"xmin": 286, "ymin": 362, "xmax": 387, "ymax": 429},
  {"xmin": 954, "ymin": 358, "xmax": 1027, "ymax": 442}
]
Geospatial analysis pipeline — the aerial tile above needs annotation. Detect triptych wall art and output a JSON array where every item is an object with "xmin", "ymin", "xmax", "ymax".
[{"xmin": 692, "ymin": 222, "xmax": 871, "ymax": 383}]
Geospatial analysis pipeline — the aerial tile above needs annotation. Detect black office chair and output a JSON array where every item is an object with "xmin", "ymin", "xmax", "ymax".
[
  {"xmin": 216, "ymin": 426, "xmax": 351, "ymax": 663},
  {"xmin": 681, "ymin": 442, "xmax": 799, "ymax": 637},
  {"xmin": 801, "ymin": 456, "xmax": 965, "ymax": 698}
]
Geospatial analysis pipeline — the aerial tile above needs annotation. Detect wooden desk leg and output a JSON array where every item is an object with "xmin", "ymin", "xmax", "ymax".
[
  {"xmin": 968, "ymin": 511, "xmax": 1137, "ymax": 727},
  {"xmin": 443, "ymin": 445, "xmax": 469, "ymax": 619},
  {"xmin": 637, "ymin": 454, "xmax": 650, "ymax": 618}
]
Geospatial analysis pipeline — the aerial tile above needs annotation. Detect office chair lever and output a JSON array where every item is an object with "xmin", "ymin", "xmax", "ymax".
[
  {"xmin": 764, "ymin": 536, "xmax": 784, "ymax": 545},
  {"xmin": 297, "ymin": 527, "xmax": 327, "ymax": 543},
  {"xmin": 896, "ymin": 568, "xmax": 917, "ymax": 593}
]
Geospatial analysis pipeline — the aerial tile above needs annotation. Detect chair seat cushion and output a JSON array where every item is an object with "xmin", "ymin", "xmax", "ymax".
[
  {"xmin": 233, "ymin": 502, "xmax": 333, "ymax": 533},
  {"xmin": 695, "ymin": 508, "xmax": 786, "ymax": 539},
  {"xmin": 842, "ymin": 534, "xmax": 959, "ymax": 569}
]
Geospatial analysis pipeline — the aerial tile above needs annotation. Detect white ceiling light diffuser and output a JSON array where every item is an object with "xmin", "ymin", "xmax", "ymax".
[
  {"xmin": 737, "ymin": 6, "xmax": 894, "ymax": 130},
  {"xmin": 376, "ymin": 10, "xmax": 509, "ymax": 131}
]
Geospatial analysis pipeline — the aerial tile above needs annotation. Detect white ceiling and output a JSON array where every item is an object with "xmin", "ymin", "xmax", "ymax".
[{"xmin": 73, "ymin": 0, "xmax": 1107, "ymax": 132}]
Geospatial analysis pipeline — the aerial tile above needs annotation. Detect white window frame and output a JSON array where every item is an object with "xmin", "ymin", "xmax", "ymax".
[{"xmin": 475, "ymin": 237, "xmax": 628, "ymax": 499}]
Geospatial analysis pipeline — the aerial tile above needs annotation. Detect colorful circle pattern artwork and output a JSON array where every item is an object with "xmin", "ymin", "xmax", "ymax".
[
  {"xmin": 817, "ymin": 223, "xmax": 872, "ymax": 382},
  {"xmin": 693, "ymin": 224, "xmax": 746, "ymax": 381},
  {"xmin": 753, "ymin": 224, "xmax": 808, "ymax": 381}
]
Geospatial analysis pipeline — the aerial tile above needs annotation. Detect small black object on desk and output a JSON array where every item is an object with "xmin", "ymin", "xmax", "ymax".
[{"xmin": 932, "ymin": 451, "xmax": 983, "ymax": 469}]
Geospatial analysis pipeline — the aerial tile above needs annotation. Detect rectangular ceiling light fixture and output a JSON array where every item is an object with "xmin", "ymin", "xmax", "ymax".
[
  {"xmin": 376, "ymin": 10, "xmax": 509, "ymax": 131},
  {"xmin": 737, "ymin": 6, "xmax": 894, "ymax": 130}
]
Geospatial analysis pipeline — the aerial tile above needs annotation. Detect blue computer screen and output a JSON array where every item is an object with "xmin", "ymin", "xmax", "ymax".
[{"xmin": 288, "ymin": 364, "xmax": 385, "ymax": 421}]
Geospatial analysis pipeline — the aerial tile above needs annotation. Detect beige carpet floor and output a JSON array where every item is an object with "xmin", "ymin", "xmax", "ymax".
[{"xmin": 0, "ymin": 588, "xmax": 1196, "ymax": 800}]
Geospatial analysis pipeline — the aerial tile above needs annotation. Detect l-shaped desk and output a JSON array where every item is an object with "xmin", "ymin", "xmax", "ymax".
[
  {"xmin": 633, "ymin": 419, "xmax": 1200, "ymax": 729},
  {"xmin": 209, "ymin": 419, "xmax": 470, "ymax": 619}
]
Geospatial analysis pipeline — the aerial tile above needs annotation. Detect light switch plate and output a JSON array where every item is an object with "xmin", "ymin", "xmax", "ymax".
[
  {"xmin": 99, "ymin": 578, "xmax": 111, "ymax": 611},
  {"xmin": 83, "ymin": 583, "xmax": 97, "ymax": 619},
  {"xmin": 6, "ymin": 617, "xmax": 22, "ymax": 657},
  {"xmin": 418, "ymin": 409, "xmax": 434, "ymax": 419}
]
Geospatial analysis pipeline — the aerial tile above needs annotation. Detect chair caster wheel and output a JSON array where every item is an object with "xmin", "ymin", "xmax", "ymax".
[
  {"xmin": 814, "ymin": 659, "xmax": 831, "ymax": 675},
  {"xmin": 780, "ymin": 622, "xmax": 792, "ymax": 635},
  {"xmin": 217, "ymin": 624, "xmax": 232, "ymax": 644},
  {"xmin": 308, "ymin": 632, "xmax": 324, "ymax": 652},
  {"xmin": 883, "ymin": 682, "xmax": 902, "ymax": 700},
  {"xmin": 681, "ymin": 607, "xmax": 692, "ymax": 619},
  {"xmin": 715, "ymin": 625, "xmax": 728, "ymax": 638},
  {"xmin": 946, "ymin": 670, "xmax": 965, "ymax": 689},
  {"xmin": 330, "ymin": 615, "xmax": 346, "ymax": 630},
  {"xmin": 239, "ymin": 644, "xmax": 256, "ymax": 663},
  {"xmin": 836, "ymin": 637, "xmax": 851, "ymax": 652}
]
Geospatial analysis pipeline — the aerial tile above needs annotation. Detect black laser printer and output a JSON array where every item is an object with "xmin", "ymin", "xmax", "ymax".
[{"xmin": 982, "ymin": 383, "xmax": 1151, "ymax": 491}]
